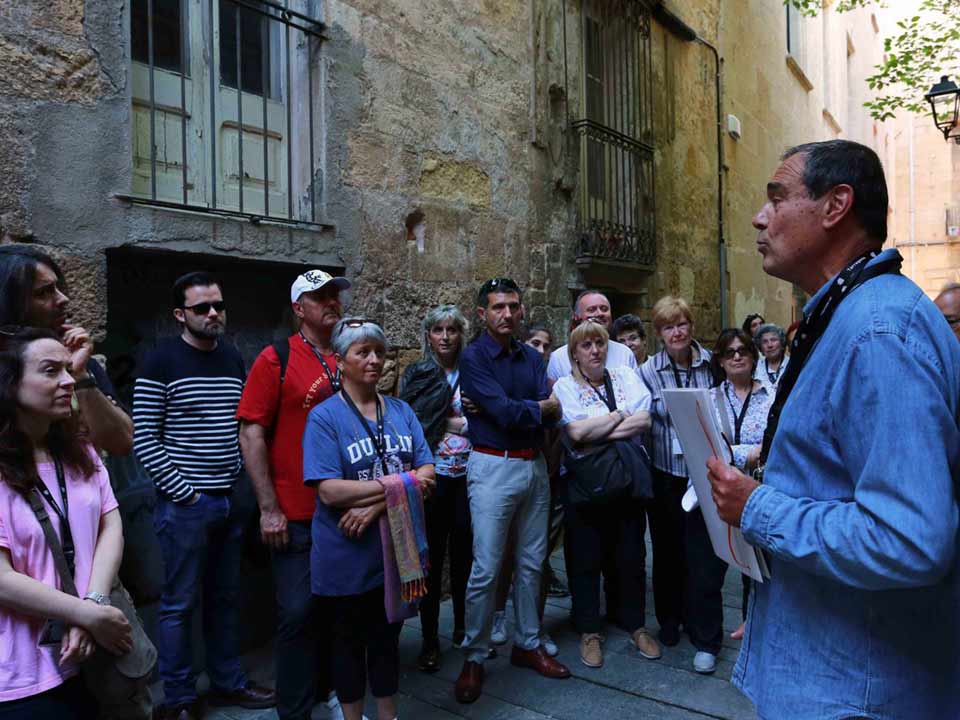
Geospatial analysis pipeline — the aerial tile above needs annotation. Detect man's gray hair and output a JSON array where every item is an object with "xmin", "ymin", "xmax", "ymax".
[
  {"xmin": 332, "ymin": 318, "xmax": 388, "ymax": 357},
  {"xmin": 420, "ymin": 304, "xmax": 469, "ymax": 362},
  {"xmin": 572, "ymin": 288, "xmax": 609, "ymax": 319},
  {"xmin": 753, "ymin": 323, "xmax": 786, "ymax": 347}
]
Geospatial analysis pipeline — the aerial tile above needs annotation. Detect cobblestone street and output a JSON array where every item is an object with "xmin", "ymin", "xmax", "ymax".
[{"xmin": 191, "ymin": 551, "xmax": 756, "ymax": 720}]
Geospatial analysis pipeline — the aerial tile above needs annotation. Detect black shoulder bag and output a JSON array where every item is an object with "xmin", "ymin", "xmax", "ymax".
[
  {"xmin": 27, "ymin": 457, "xmax": 157, "ymax": 718},
  {"xmin": 565, "ymin": 371, "xmax": 653, "ymax": 506}
]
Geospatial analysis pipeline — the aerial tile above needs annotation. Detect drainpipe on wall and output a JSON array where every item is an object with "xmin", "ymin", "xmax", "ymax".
[{"xmin": 652, "ymin": 3, "xmax": 728, "ymax": 327}]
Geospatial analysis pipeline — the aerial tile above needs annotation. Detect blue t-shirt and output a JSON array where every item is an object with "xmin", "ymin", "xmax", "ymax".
[{"xmin": 303, "ymin": 394, "xmax": 433, "ymax": 597}]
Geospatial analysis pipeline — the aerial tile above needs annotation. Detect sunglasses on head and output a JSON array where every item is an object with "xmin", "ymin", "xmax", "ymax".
[
  {"xmin": 183, "ymin": 301, "xmax": 226, "ymax": 315},
  {"xmin": 336, "ymin": 317, "xmax": 371, "ymax": 336},
  {"xmin": 481, "ymin": 277, "xmax": 520, "ymax": 294}
]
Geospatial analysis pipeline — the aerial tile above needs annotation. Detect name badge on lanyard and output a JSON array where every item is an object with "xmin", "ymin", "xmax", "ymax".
[{"xmin": 671, "ymin": 435, "xmax": 683, "ymax": 456}]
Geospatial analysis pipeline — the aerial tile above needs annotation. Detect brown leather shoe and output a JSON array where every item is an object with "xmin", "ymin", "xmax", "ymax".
[
  {"xmin": 454, "ymin": 660, "xmax": 484, "ymax": 704},
  {"xmin": 510, "ymin": 645, "xmax": 571, "ymax": 679},
  {"xmin": 207, "ymin": 682, "xmax": 276, "ymax": 709},
  {"xmin": 632, "ymin": 628, "xmax": 662, "ymax": 659},
  {"xmin": 153, "ymin": 701, "xmax": 204, "ymax": 720}
]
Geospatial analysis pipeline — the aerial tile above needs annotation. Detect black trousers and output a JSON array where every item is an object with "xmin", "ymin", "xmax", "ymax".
[
  {"xmin": 684, "ymin": 508, "xmax": 728, "ymax": 654},
  {"xmin": 563, "ymin": 494, "xmax": 647, "ymax": 634},
  {"xmin": 0, "ymin": 677, "xmax": 97, "ymax": 720},
  {"xmin": 418, "ymin": 473, "xmax": 473, "ymax": 640},
  {"xmin": 647, "ymin": 468, "xmax": 688, "ymax": 633},
  {"xmin": 317, "ymin": 587, "xmax": 402, "ymax": 704},
  {"xmin": 272, "ymin": 520, "xmax": 333, "ymax": 720}
]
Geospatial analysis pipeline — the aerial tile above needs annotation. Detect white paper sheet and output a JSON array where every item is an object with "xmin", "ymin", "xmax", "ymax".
[{"xmin": 662, "ymin": 388, "xmax": 768, "ymax": 582}]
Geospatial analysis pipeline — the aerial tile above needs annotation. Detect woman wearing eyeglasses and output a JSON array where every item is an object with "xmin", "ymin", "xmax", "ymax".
[
  {"xmin": 399, "ymin": 305, "xmax": 473, "ymax": 673},
  {"xmin": 303, "ymin": 319, "xmax": 435, "ymax": 720},
  {"xmin": 0, "ymin": 328, "xmax": 133, "ymax": 720},
  {"xmin": 710, "ymin": 329, "xmax": 775, "ymax": 641},
  {"xmin": 752, "ymin": 323, "xmax": 789, "ymax": 393},
  {"xmin": 638, "ymin": 296, "xmax": 718, "ymax": 673}
]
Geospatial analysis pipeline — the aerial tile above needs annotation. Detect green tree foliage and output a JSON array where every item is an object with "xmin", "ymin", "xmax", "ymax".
[{"xmin": 788, "ymin": 0, "xmax": 960, "ymax": 119}]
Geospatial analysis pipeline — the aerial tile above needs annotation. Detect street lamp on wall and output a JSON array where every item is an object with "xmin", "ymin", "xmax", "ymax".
[{"xmin": 925, "ymin": 75, "xmax": 960, "ymax": 144}]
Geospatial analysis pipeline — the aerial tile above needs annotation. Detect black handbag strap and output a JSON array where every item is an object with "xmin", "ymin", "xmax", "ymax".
[{"xmin": 585, "ymin": 369, "xmax": 617, "ymax": 412}]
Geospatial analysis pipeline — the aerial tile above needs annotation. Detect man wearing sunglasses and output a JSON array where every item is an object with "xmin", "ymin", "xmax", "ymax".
[
  {"xmin": 454, "ymin": 277, "xmax": 570, "ymax": 705},
  {"xmin": 134, "ymin": 271, "xmax": 275, "ymax": 720},
  {"xmin": 934, "ymin": 282, "xmax": 960, "ymax": 343}
]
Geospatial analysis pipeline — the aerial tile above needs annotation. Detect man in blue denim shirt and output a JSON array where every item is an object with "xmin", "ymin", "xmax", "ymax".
[{"xmin": 708, "ymin": 140, "xmax": 960, "ymax": 720}]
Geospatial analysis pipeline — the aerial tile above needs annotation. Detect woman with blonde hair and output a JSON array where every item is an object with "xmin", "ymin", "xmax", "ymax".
[{"xmin": 553, "ymin": 321, "xmax": 658, "ymax": 668}]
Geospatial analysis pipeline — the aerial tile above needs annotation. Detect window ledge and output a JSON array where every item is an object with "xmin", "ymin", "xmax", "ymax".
[
  {"xmin": 822, "ymin": 108, "xmax": 842, "ymax": 135},
  {"xmin": 785, "ymin": 54, "xmax": 814, "ymax": 92}
]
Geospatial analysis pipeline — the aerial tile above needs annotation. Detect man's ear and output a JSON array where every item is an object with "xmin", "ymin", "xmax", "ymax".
[
  {"xmin": 476, "ymin": 306, "xmax": 486, "ymax": 324},
  {"xmin": 821, "ymin": 184, "xmax": 855, "ymax": 230},
  {"xmin": 173, "ymin": 308, "xmax": 185, "ymax": 324},
  {"xmin": 292, "ymin": 301, "xmax": 305, "ymax": 320}
]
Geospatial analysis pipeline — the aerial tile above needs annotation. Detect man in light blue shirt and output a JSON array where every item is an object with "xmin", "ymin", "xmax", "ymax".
[{"xmin": 708, "ymin": 140, "xmax": 960, "ymax": 720}]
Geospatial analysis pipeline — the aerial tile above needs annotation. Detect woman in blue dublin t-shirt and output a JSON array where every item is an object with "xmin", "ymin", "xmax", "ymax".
[{"xmin": 303, "ymin": 319, "xmax": 434, "ymax": 720}]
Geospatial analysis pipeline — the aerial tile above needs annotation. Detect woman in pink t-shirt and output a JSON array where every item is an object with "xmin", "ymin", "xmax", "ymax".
[{"xmin": 0, "ymin": 329, "xmax": 132, "ymax": 720}]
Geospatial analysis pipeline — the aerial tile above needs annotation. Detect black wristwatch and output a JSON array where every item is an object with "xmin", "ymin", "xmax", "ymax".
[{"xmin": 73, "ymin": 376, "xmax": 98, "ymax": 391}]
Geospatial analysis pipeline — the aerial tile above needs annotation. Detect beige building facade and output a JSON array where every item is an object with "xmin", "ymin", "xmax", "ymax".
[{"xmin": 0, "ymin": 0, "xmax": 889, "ymax": 397}]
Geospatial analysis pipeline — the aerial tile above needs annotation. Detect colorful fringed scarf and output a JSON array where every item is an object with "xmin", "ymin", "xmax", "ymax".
[{"xmin": 379, "ymin": 471, "xmax": 429, "ymax": 622}]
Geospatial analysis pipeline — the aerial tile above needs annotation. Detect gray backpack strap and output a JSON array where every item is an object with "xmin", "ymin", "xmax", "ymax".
[{"xmin": 26, "ymin": 489, "xmax": 80, "ymax": 597}]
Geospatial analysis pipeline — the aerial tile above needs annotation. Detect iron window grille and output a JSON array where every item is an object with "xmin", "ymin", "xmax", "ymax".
[
  {"xmin": 563, "ymin": 0, "xmax": 656, "ymax": 268},
  {"xmin": 126, "ymin": 0, "xmax": 327, "ymax": 228}
]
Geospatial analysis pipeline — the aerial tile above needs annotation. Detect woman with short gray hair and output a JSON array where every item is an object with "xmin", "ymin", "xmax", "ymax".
[
  {"xmin": 753, "ymin": 323, "xmax": 789, "ymax": 392},
  {"xmin": 304, "ymin": 318, "xmax": 436, "ymax": 720},
  {"xmin": 399, "ymin": 305, "xmax": 474, "ymax": 673}
]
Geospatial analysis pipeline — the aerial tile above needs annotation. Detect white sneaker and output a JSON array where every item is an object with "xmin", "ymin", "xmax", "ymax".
[
  {"xmin": 540, "ymin": 630, "xmax": 558, "ymax": 657},
  {"xmin": 491, "ymin": 610, "xmax": 507, "ymax": 645},
  {"xmin": 326, "ymin": 693, "xmax": 369, "ymax": 720},
  {"xmin": 693, "ymin": 651, "xmax": 717, "ymax": 674}
]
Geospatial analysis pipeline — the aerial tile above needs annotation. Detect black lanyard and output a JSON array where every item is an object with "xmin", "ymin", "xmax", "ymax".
[
  {"xmin": 35, "ymin": 456, "xmax": 76, "ymax": 578},
  {"xmin": 766, "ymin": 360, "xmax": 783, "ymax": 386},
  {"xmin": 724, "ymin": 381, "xmax": 753, "ymax": 445},
  {"xmin": 667, "ymin": 355, "xmax": 694, "ymax": 388},
  {"xmin": 586, "ymin": 369, "xmax": 617, "ymax": 412},
  {"xmin": 759, "ymin": 249, "xmax": 902, "ymax": 470},
  {"xmin": 299, "ymin": 332, "xmax": 341, "ymax": 392},
  {"xmin": 341, "ymin": 389, "xmax": 388, "ymax": 476}
]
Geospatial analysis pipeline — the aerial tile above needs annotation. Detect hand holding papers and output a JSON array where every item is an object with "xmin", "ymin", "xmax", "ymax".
[{"xmin": 662, "ymin": 389, "xmax": 769, "ymax": 582}]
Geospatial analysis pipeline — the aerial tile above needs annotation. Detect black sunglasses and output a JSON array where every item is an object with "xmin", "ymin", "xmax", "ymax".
[
  {"xmin": 183, "ymin": 301, "xmax": 226, "ymax": 315},
  {"xmin": 721, "ymin": 346, "xmax": 751, "ymax": 360}
]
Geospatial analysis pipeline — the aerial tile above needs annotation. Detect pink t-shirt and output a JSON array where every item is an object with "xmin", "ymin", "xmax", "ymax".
[{"xmin": 0, "ymin": 449, "xmax": 118, "ymax": 701}]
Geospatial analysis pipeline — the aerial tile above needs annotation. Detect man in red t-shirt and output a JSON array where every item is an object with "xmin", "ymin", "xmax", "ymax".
[{"xmin": 237, "ymin": 270, "xmax": 350, "ymax": 720}]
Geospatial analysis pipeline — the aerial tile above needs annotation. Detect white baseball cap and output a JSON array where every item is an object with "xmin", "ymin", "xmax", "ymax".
[{"xmin": 290, "ymin": 270, "xmax": 351, "ymax": 303}]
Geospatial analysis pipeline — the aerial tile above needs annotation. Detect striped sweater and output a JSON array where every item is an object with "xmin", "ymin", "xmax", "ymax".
[{"xmin": 133, "ymin": 337, "xmax": 246, "ymax": 502}]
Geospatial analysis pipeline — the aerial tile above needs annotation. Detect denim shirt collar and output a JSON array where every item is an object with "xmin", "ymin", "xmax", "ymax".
[{"xmin": 802, "ymin": 248, "xmax": 900, "ymax": 317}]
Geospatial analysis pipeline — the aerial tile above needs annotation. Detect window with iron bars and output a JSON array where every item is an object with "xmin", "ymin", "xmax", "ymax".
[
  {"xmin": 127, "ymin": 0, "xmax": 327, "ymax": 227},
  {"xmin": 566, "ymin": 0, "xmax": 656, "ymax": 268}
]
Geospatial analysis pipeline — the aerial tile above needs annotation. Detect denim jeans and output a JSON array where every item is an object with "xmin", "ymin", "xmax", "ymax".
[
  {"xmin": 272, "ymin": 520, "xmax": 332, "ymax": 720},
  {"xmin": 154, "ymin": 492, "xmax": 249, "ymax": 706},
  {"xmin": 462, "ymin": 452, "xmax": 549, "ymax": 664}
]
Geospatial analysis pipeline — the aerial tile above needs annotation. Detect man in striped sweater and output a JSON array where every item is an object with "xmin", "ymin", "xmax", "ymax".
[{"xmin": 133, "ymin": 271, "xmax": 275, "ymax": 720}]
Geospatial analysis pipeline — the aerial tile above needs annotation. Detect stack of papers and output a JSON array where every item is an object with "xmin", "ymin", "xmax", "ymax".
[{"xmin": 662, "ymin": 388, "xmax": 770, "ymax": 582}]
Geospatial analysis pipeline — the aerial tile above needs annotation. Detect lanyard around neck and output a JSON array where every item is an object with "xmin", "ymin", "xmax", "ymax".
[
  {"xmin": 724, "ymin": 381, "xmax": 753, "ymax": 445},
  {"xmin": 758, "ymin": 249, "xmax": 902, "ymax": 471},
  {"xmin": 34, "ymin": 456, "xmax": 76, "ymax": 578},
  {"xmin": 341, "ymin": 389, "xmax": 388, "ymax": 475},
  {"xmin": 667, "ymin": 353, "xmax": 694, "ymax": 388},
  {"xmin": 299, "ymin": 331, "xmax": 341, "ymax": 391}
]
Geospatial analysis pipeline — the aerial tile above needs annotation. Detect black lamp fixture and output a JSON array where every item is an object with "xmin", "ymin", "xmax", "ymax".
[{"xmin": 925, "ymin": 75, "xmax": 960, "ymax": 144}]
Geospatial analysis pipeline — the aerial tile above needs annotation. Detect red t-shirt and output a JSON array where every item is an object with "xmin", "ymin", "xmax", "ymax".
[{"xmin": 236, "ymin": 335, "xmax": 337, "ymax": 521}]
